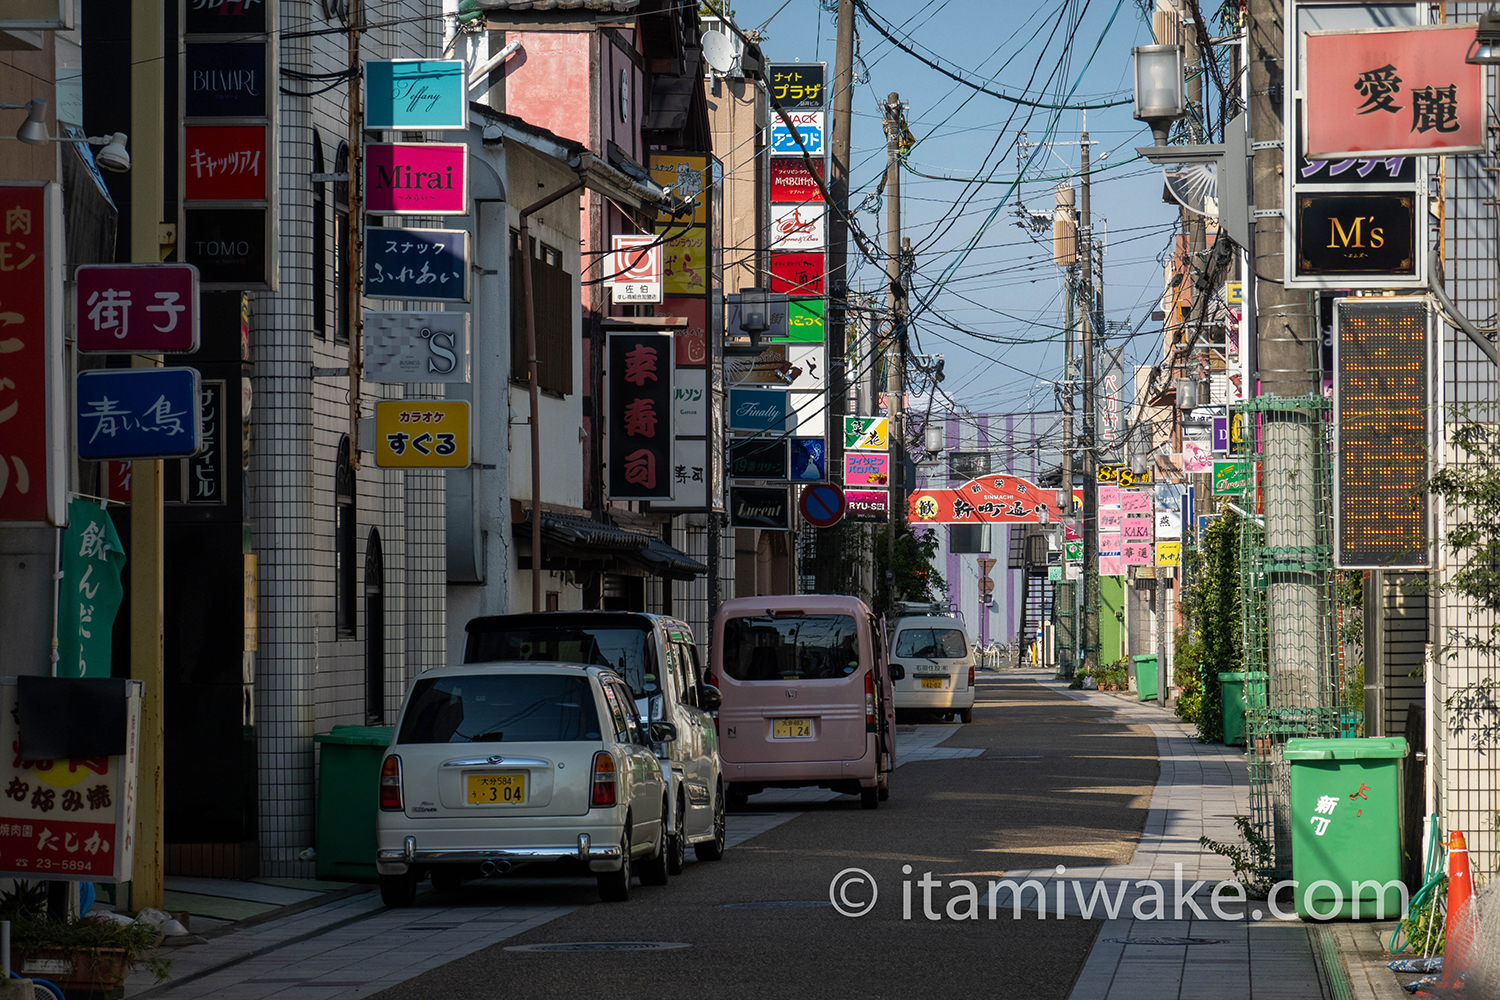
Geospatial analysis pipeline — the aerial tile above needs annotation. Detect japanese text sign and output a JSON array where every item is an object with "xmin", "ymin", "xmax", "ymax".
[
  {"xmin": 0, "ymin": 678, "xmax": 141, "ymax": 882},
  {"xmin": 57, "ymin": 498, "xmax": 126, "ymax": 680},
  {"xmin": 363, "ymin": 311, "xmax": 470, "ymax": 384},
  {"xmin": 364, "ymin": 143, "xmax": 468, "ymax": 215},
  {"xmin": 76, "ymin": 264, "xmax": 200, "ymax": 354},
  {"xmin": 607, "ymin": 235, "xmax": 662, "ymax": 304},
  {"xmin": 770, "ymin": 252, "xmax": 825, "ymax": 295},
  {"xmin": 1303, "ymin": 24, "xmax": 1483, "ymax": 158},
  {"xmin": 364, "ymin": 59, "xmax": 467, "ymax": 131},
  {"xmin": 373, "ymin": 400, "xmax": 471, "ymax": 468},
  {"xmin": 650, "ymin": 155, "xmax": 709, "ymax": 225},
  {"xmin": 608, "ymin": 332, "xmax": 675, "ymax": 499},
  {"xmin": 846, "ymin": 489, "xmax": 890, "ymax": 523},
  {"xmin": 0, "ymin": 183, "xmax": 66, "ymax": 525},
  {"xmin": 770, "ymin": 157, "xmax": 826, "ymax": 203},
  {"xmin": 908, "ymin": 474, "xmax": 1053, "ymax": 524},
  {"xmin": 845, "ymin": 452, "xmax": 889, "ymax": 486},
  {"xmin": 656, "ymin": 225, "xmax": 708, "ymax": 296},
  {"xmin": 780, "ymin": 297, "xmax": 825, "ymax": 342},
  {"xmin": 843, "ymin": 415, "xmax": 888, "ymax": 451},
  {"xmin": 768, "ymin": 63, "xmax": 826, "ymax": 108},
  {"xmin": 76, "ymin": 368, "xmax": 203, "ymax": 462},
  {"xmin": 730, "ymin": 438, "xmax": 788, "ymax": 480},
  {"xmin": 365, "ymin": 227, "xmax": 470, "ymax": 302},
  {"xmin": 770, "ymin": 111, "xmax": 825, "ymax": 155},
  {"xmin": 183, "ymin": 125, "xmax": 268, "ymax": 202}
]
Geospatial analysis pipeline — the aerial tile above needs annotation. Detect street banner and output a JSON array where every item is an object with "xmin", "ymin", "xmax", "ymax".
[
  {"xmin": 373, "ymin": 400, "xmax": 471, "ymax": 469},
  {"xmin": 673, "ymin": 369, "xmax": 707, "ymax": 436},
  {"xmin": 56, "ymin": 498, "xmax": 126, "ymax": 679},
  {"xmin": 1154, "ymin": 483, "xmax": 1184, "ymax": 539},
  {"xmin": 365, "ymin": 227, "xmax": 470, "ymax": 302},
  {"xmin": 656, "ymin": 225, "xmax": 708, "ymax": 296},
  {"xmin": 1123, "ymin": 541, "xmax": 1154, "ymax": 566},
  {"xmin": 1119, "ymin": 489, "xmax": 1151, "ymax": 515},
  {"xmin": 908, "ymin": 473, "xmax": 1055, "ymax": 524},
  {"xmin": 730, "ymin": 438, "xmax": 789, "ymax": 480},
  {"xmin": 779, "ymin": 298, "xmax": 825, "ymax": 342}
]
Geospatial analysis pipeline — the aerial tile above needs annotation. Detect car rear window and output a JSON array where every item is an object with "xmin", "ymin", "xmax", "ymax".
[
  {"xmin": 720, "ymin": 614, "xmax": 859, "ymax": 681},
  {"xmin": 396, "ymin": 674, "xmax": 602, "ymax": 744},
  {"xmin": 894, "ymin": 628, "xmax": 968, "ymax": 659},
  {"xmin": 465, "ymin": 624, "xmax": 653, "ymax": 698}
]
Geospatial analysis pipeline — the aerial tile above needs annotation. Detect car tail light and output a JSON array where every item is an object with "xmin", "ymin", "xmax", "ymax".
[
  {"xmin": 705, "ymin": 670, "xmax": 717, "ymax": 688},
  {"xmin": 968, "ymin": 665, "xmax": 975, "ymax": 689},
  {"xmin": 591, "ymin": 751, "xmax": 617, "ymax": 807},
  {"xmin": 865, "ymin": 671, "xmax": 876, "ymax": 731},
  {"xmin": 379, "ymin": 754, "xmax": 403, "ymax": 811}
]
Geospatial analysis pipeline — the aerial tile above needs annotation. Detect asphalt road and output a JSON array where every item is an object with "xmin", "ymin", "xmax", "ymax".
[{"xmin": 371, "ymin": 674, "xmax": 1159, "ymax": 1000}]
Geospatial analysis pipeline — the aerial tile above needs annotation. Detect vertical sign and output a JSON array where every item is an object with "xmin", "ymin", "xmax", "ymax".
[
  {"xmin": 608, "ymin": 332, "xmax": 675, "ymax": 499},
  {"xmin": 56, "ymin": 498, "xmax": 126, "ymax": 678}
]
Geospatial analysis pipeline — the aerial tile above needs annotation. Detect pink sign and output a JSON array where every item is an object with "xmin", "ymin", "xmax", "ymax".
[
  {"xmin": 1099, "ymin": 509, "xmax": 1123, "ymax": 531},
  {"xmin": 1099, "ymin": 550, "xmax": 1124, "ymax": 576},
  {"xmin": 364, "ymin": 143, "xmax": 468, "ymax": 215},
  {"xmin": 77, "ymin": 264, "xmax": 200, "ymax": 353},
  {"xmin": 1123, "ymin": 541, "xmax": 1154, "ymax": 566},
  {"xmin": 846, "ymin": 489, "xmax": 890, "ymax": 521},
  {"xmin": 1304, "ymin": 25, "xmax": 1483, "ymax": 158},
  {"xmin": 844, "ymin": 452, "xmax": 888, "ymax": 486},
  {"xmin": 1119, "ymin": 490, "xmax": 1151, "ymax": 515},
  {"xmin": 1098, "ymin": 484, "xmax": 1119, "ymax": 507},
  {"xmin": 770, "ymin": 157, "xmax": 825, "ymax": 203},
  {"xmin": 1122, "ymin": 517, "xmax": 1153, "ymax": 540}
]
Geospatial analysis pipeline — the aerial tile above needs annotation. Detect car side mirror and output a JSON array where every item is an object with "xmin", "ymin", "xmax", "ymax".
[
  {"xmin": 888, "ymin": 664, "xmax": 905, "ymax": 681},
  {"xmin": 697, "ymin": 684, "xmax": 723, "ymax": 712},
  {"xmin": 649, "ymin": 720, "xmax": 679, "ymax": 743}
]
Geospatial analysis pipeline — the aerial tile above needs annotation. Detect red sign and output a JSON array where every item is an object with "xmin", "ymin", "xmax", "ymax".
[
  {"xmin": 907, "ymin": 474, "xmax": 1054, "ymax": 524},
  {"xmin": 770, "ymin": 252, "xmax": 824, "ymax": 295},
  {"xmin": 103, "ymin": 462, "xmax": 133, "ymax": 504},
  {"xmin": 770, "ymin": 158, "xmax": 825, "ymax": 203},
  {"xmin": 364, "ymin": 143, "xmax": 469, "ymax": 215},
  {"xmin": 76, "ymin": 263, "xmax": 200, "ymax": 353},
  {"xmin": 184, "ymin": 125, "xmax": 269, "ymax": 201},
  {"xmin": 607, "ymin": 332, "xmax": 675, "ymax": 499},
  {"xmin": 1304, "ymin": 24, "xmax": 1483, "ymax": 158},
  {"xmin": 608, "ymin": 234, "xmax": 661, "ymax": 304},
  {"xmin": 0, "ymin": 184, "xmax": 60, "ymax": 524},
  {"xmin": 660, "ymin": 296, "xmax": 706, "ymax": 367}
]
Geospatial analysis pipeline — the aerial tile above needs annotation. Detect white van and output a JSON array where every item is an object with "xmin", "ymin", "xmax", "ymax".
[{"xmin": 887, "ymin": 610, "xmax": 976, "ymax": 723}]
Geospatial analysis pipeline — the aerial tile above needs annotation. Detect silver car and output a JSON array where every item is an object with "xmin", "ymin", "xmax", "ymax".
[{"xmin": 375, "ymin": 662, "xmax": 669, "ymax": 906}]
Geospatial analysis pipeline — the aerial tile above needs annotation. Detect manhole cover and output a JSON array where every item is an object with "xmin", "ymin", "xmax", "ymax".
[
  {"xmin": 719, "ymin": 900, "xmax": 831, "ymax": 910},
  {"xmin": 506, "ymin": 942, "xmax": 691, "ymax": 953},
  {"xmin": 1103, "ymin": 937, "xmax": 1227, "ymax": 947}
]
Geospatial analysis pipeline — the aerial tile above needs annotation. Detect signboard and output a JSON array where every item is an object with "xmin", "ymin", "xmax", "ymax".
[
  {"xmin": 650, "ymin": 154, "xmax": 709, "ymax": 225},
  {"xmin": 183, "ymin": 125, "xmax": 268, "ymax": 201},
  {"xmin": 0, "ymin": 678, "xmax": 141, "ymax": 882},
  {"xmin": 784, "ymin": 346, "xmax": 826, "ymax": 393},
  {"xmin": 730, "ymin": 486, "xmax": 790, "ymax": 530},
  {"xmin": 845, "ymin": 452, "xmax": 889, "ymax": 486},
  {"xmin": 76, "ymin": 264, "xmax": 200, "ymax": 354},
  {"xmin": 654, "ymin": 438, "xmax": 708, "ymax": 510},
  {"xmin": 673, "ymin": 369, "xmax": 707, "ymax": 436},
  {"xmin": 662, "ymin": 297, "xmax": 707, "ymax": 367},
  {"xmin": 908, "ymin": 474, "xmax": 1054, "ymax": 524},
  {"xmin": 771, "ymin": 204, "xmax": 825, "ymax": 250},
  {"xmin": 607, "ymin": 332, "xmax": 674, "ymax": 498},
  {"xmin": 182, "ymin": 208, "xmax": 268, "ymax": 288},
  {"xmin": 1183, "ymin": 439, "xmax": 1213, "ymax": 474},
  {"xmin": 730, "ymin": 438, "xmax": 789, "ymax": 480},
  {"xmin": 606, "ymin": 235, "xmax": 662, "ymax": 304},
  {"xmin": 185, "ymin": 0, "xmax": 263, "ymax": 33},
  {"xmin": 1212, "ymin": 415, "xmax": 1229, "ymax": 453},
  {"xmin": 846, "ymin": 489, "xmax": 890, "ymax": 523},
  {"xmin": 770, "ymin": 252, "xmax": 824, "ymax": 295},
  {"xmin": 844, "ymin": 416, "xmax": 888, "ymax": 451},
  {"xmin": 362, "ymin": 311, "xmax": 470, "ymax": 384},
  {"xmin": 1097, "ymin": 463, "xmax": 1152, "ymax": 488},
  {"xmin": 1154, "ymin": 483, "xmax": 1184, "ymax": 539},
  {"xmin": 372, "ymin": 400, "xmax": 471, "ymax": 469},
  {"xmin": 789, "ymin": 390, "xmax": 825, "ymax": 437},
  {"xmin": 798, "ymin": 482, "xmax": 845, "ymax": 528},
  {"xmin": 780, "ymin": 297, "xmax": 825, "ymax": 342},
  {"xmin": 771, "ymin": 111, "xmax": 825, "ymax": 154},
  {"xmin": 365, "ymin": 226, "xmax": 470, "ymax": 302},
  {"xmin": 726, "ymin": 292, "xmax": 790, "ymax": 342},
  {"xmin": 728, "ymin": 388, "xmax": 792, "ymax": 433},
  {"xmin": 790, "ymin": 437, "xmax": 827, "ymax": 482},
  {"xmin": 728, "ymin": 344, "xmax": 797, "ymax": 386},
  {"xmin": 770, "ymin": 157, "xmax": 825, "ymax": 203},
  {"xmin": 1156, "ymin": 540, "xmax": 1182, "ymax": 568},
  {"xmin": 56, "ymin": 498, "xmax": 126, "ymax": 679},
  {"xmin": 180, "ymin": 380, "xmax": 226, "ymax": 506},
  {"xmin": 1303, "ymin": 24, "xmax": 1483, "ymax": 159},
  {"xmin": 185, "ymin": 42, "xmax": 268, "ymax": 117},
  {"xmin": 1212, "ymin": 460, "xmax": 1249, "ymax": 496},
  {"xmin": 0, "ymin": 185, "xmax": 64, "ymax": 524},
  {"xmin": 364, "ymin": 143, "xmax": 468, "ymax": 215},
  {"xmin": 768, "ymin": 63, "xmax": 826, "ymax": 108},
  {"xmin": 1334, "ymin": 297, "xmax": 1429, "ymax": 569},
  {"xmin": 657, "ymin": 225, "xmax": 708, "ymax": 296},
  {"xmin": 76, "ymin": 368, "xmax": 203, "ymax": 461},
  {"xmin": 1294, "ymin": 192, "xmax": 1415, "ymax": 280},
  {"xmin": 364, "ymin": 59, "xmax": 467, "ymax": 130}
]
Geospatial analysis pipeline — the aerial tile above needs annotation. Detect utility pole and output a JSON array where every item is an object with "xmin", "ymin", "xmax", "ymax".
[
  {"xmin": 1055, "ymin": 183, "xmax": 1077, "ymax": 676},
  {"xmin": 884, "ymin": 93, "xmax": 907, "ymax": 609},
  {"xmin": 1079, "ymin": 128, "xmax": 1100, "ymax": 674},
  {"xmin": 827, "ymin": 0, "xmax": 855, "ymax": 548}
]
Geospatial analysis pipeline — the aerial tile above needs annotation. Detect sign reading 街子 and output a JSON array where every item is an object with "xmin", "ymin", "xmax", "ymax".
[
  {"xmin": 76, "ymin": 368, "xmax": 203, "ymax": 462},
  {"xmin": 76, "ymin": 264, "xmax": 200, "ymax": 354},
  {"xmin": 364, "ymin": 60, "xmax": 467, "ymax": 130},
  {"xmin": 365, "ymin": 227, "xmax": 470, "ymax": 302},
  {"xmin": 364, "ymin": 143, "xmax": 468, "ymax": 215}
]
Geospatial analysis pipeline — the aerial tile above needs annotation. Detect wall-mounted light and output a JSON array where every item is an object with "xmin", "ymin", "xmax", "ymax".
[
  {"xmin": 1467, "ymin": 9, "xmax": 1500, "ymax": 64},
  {"xmin": 1, "ymin": 97, "xmax": 49, "ymax": 144},
  {"xmin": 1, "ymin": 98, "xmax": 131, "ymax": 172},
  {"xmin": 1132, "ymin": 44, "xmax": 1186, "ymax": 145}
]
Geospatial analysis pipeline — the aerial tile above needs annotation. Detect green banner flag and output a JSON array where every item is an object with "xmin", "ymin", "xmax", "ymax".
[{"xmin": 57, "ymin": 498, "xmax": 127, "ymax": 678}]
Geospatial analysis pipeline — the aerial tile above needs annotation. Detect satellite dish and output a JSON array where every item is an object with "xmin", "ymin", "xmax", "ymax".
[
  {"xmin": 1162, "ymin": 162, "xmax": 1219, "ymax": 220},
  {"xmin": 703, "ymin": 31, "xmax": 736, "ymax": 74}
]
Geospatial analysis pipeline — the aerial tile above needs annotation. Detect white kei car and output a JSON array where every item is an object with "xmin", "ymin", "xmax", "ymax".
[
  {"xmin": 888, "ymin": 614, "xmax": 977, "ymax": 723},
  {"xmin": 375, "ymin": 662, "xmax": 669, "ymax": 906}
]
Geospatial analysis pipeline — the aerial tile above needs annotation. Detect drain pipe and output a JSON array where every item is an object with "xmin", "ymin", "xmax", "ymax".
[{"xmin": 519, "ymin": 177, "xmax": 584, "ymax": 612}]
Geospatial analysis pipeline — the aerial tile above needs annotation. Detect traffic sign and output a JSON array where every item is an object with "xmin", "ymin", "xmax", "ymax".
[{"xmin": 798, "ymin": 482, "xmax": 845, "ymax": 528}]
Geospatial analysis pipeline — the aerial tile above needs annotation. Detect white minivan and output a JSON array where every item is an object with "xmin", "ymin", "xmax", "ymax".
[{"xmin": 888, "ymin": 610, "xmax": 976, "ymax": 723}]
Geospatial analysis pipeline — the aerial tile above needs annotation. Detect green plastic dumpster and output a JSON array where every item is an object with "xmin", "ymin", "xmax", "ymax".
[
  {"xmin": 1284, "ymin": 736, "xmax": 1408, "ymax": 919},
  {"xmin": 1218, "ymin": 671, "xmax": 1268, "ymax": 747},
  {"xmin": 313, "ymin": 725, "xmax": 394, "ymax": 883},
  {"xmin": 1132, "ymin": 654, "xmax": 1158, "ymax": 702}
]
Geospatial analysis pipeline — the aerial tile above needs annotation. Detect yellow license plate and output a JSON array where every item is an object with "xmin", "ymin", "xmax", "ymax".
[
  {"xmin": 772, "ymin": 718, "xmax": 813, "ymax": 739},
  {"xmin": 466, "ymin": 773, "xmax": 527, "ymax": 805},
  {"xmin": 921, "ymin": 678, "xmax": 944, "ymax": 689}
]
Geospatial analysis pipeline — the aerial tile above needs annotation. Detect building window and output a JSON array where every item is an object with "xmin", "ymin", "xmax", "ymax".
[
  {"xmin": 509, "ymin": 229, "xmax": 573, "ymax": 396},
  {"xmin": 312, "ymin": 133, "xmax": 327, "ymax": 340},
  {"xmin": 333, "ymin": 142, "xmax": 352, "ymax": 346},
  {"xmin": 336, "ymin": 436, "xmax": 357, "ymax": 635}
]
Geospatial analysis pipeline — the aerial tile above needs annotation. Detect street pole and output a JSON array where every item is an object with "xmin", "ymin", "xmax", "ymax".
[
  {"xmin": 827, "ymin": 0, "xmax": 855, "ymax": 542},
  {"xmin": 884, "ymin": 94, "xmax": 906, "ymax": 610},
  {"xmin": 1079, "ymin": 128, "xmax": 1100, "ymax": 674}
]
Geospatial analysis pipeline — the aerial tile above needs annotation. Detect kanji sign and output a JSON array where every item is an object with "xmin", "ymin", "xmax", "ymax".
[
  {"xmin": 768, "ymin": 63, "xmax": 826, "ymax": 108},
  {"xmin": 56, "ymin": 498, "xmax": 126, "ymax": 680},
  {"xmin": 657, "ymin": 225, "xmax": 708, "ymax": 296},
  {"xmin": 607, "ymin": 235, "xmax": 662, "ymax": 304},
  {"xmin": 364, "ymin": 143, "xmax": 468, "ymax": 215},
  {"xmin": 76, "ymin": 368, "xmax": 204, "ymax": 461},
  {"xmin": 607, "ymin": 332, "xmax": 675, "ymax": 499},
  {"xmin": 1303, "ymin": 24, "xmax": 1483, "ymax": 159},
  {"xmin": 1156, "ymin": 540, "xmax": 1182, "ymax": 567},
  {"xmin": 76, "ymin": 264, "xmax": 200, "ymax": 354},
  {"xmin": 844, "ymin": 416, "xmax": 888, "ymax": 451},
  {"xmin": 770, "ymin": 252, "xmax": 825, "ymax": 295},
  {"xmin": 373, "ymin": 400, "xmax": 471, "ymax": 469},
  {"xmin": 908, "ymin": 474, "xmax": 1054, "ymax": 524},
  {"xmin": 365, "ymin": 227, "xmax": 470, "ymax": 302}
]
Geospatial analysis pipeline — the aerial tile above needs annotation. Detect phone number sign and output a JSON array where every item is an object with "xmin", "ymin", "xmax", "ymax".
[{"xmin": 373, "ymin": 401, "xmax": 470, "ymax": 468}]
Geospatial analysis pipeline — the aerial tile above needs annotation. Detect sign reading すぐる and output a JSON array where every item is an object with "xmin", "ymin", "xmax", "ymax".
[{"xmin": 373, "ymin": 401, "xmax": 470, "ymax": 468}]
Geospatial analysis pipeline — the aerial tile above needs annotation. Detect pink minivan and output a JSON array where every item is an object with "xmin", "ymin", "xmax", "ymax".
[{"xmin": 709, "ymin": 595, "xmax": 899, "ymax": 809}]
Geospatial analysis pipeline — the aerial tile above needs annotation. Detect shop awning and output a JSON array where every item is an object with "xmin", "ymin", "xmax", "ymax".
[{"xmin": 514, "ymin": 509, "xmax": 707, "ymax": 579}]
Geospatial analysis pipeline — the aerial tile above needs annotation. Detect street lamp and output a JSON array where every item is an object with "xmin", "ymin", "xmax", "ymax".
[
  {"xmin": 1466, "ymin": 10, "xmax": 1500, "ymax": 63},
  {"xmin": 1132, "ymin": 45, "xmax": 1186, "ymax": 145},
  {"xmin": 2, "ymin": 98, "xmax": 132, "ymax": 171}
]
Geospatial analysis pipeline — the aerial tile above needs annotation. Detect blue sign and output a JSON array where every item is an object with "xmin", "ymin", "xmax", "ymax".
[
  {"xmin": 790, "ymin": 436, "xmax": 827, "ymax": 481},
  {"xmin": 365, "ymin": 60, "xmax": 467, "ymax": 130},
  {"xmin": 365, "ymin": 227, "xmax": 470, "ymax": 302},
  {"xmin": 728, "ymin": 388, "xmax": 792, "ymax": 433},
  {"xmin": 77, "ymin": 368, "xmax": 203, "ymax": 461},
  {"xmin": 769, "ymin": 111, "xmax": 825, "ymax": 155}
]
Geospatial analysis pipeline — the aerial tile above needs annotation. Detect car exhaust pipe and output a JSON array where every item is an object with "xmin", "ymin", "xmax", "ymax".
[{"xmin": 479, "ymin": 859, "xmax": 511, "ymax": 877}]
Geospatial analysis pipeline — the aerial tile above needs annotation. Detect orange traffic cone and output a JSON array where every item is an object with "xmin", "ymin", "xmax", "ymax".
[{"xmin": 1437, "ymin": 830, "xmax": 1473, "ymax": 993}]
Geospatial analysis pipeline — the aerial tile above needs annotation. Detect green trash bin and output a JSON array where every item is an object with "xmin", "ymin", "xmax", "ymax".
[
  {"xmin": 313, "ymin": 724, "xmax": 394, "ymax": 883},
  {"xmin": 1285, "ymin": 736, "xmax": 1408, "ymax": 919},
  {"xmin": 1132, "ymin": 654, "xmax": 1158, "ymax": 701},
  {"xmin": 1218, "ymin": 671, "xmax": 1268, "ymax": 747}
]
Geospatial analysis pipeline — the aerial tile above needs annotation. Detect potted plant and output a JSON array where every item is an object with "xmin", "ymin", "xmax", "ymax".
[{"xmin": 1, "ymin": 881, "xmax": 171, "ymax": 994}]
